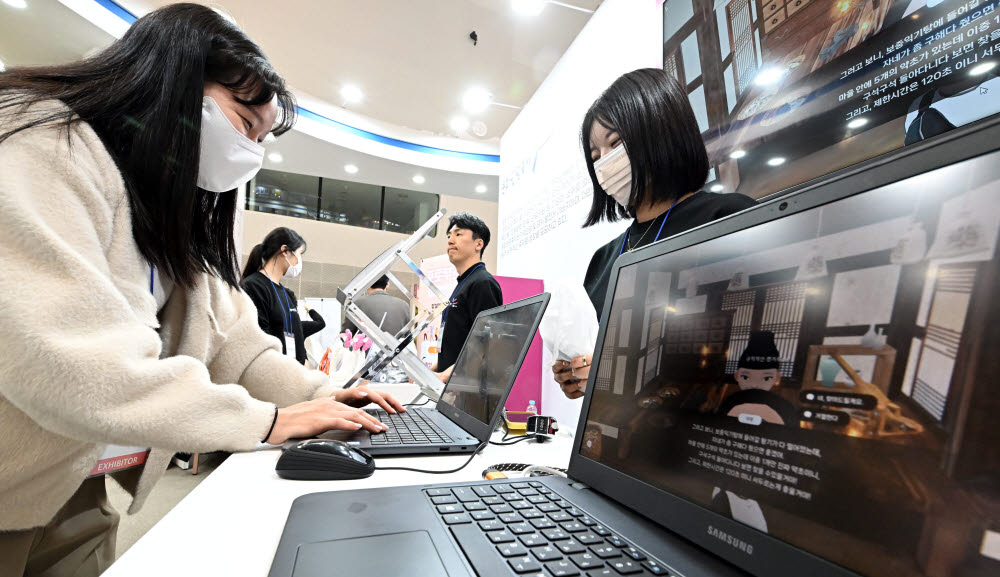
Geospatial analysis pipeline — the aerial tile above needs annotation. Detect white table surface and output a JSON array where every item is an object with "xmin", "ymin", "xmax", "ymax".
[{"xmin": 104, "ymin": 386, "xmax": 575, "ymax": 577}]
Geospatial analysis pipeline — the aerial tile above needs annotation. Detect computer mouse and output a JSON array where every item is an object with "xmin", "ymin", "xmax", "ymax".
[{"xmin": 275, "ymin": 439, "xmax": 375, "ymax": 480}]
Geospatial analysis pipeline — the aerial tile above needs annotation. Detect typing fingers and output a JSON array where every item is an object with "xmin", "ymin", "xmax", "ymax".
[{"xmin": 368, "ymin": 389, "xmax": 401, "ymax": 414}]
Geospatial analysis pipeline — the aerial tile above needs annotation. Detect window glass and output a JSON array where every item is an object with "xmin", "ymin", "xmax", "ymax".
[
  {"xmin": 383, "ymin": 187, "xmax": 440, "ymax": 236},
  {"xmin": 320, "ymin": 178, "xmax": 382, "ymax": 229},
  {"xmin": 249, "ymin": 169, "xmax": 319, "ymax": 219}
]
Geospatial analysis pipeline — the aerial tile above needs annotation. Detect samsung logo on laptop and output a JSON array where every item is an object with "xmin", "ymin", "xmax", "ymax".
[{"xmin": 707, "ymin": 526, "xmax": 754, "ymax": 555}]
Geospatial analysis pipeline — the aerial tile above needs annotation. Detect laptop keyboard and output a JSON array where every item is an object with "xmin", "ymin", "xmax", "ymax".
[
  {"xmin": 425, "ymin": 482, "xmax": 672, "ymax": 576},
  {"xmin": 365, "ymin": 408, "xmax": 454, "ymax": 445}
]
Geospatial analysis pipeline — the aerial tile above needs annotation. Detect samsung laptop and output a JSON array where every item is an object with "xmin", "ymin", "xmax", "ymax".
[
  {"xmin": 314, "ymin": 293, "xmax": 550, "ymax": 456},
  {"xmin": 269, "ymin": 118, "xmax": 1000, "ymax": 577}
]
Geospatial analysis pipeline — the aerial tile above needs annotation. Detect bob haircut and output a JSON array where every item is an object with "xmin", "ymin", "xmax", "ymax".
[{"xmin": 581, "ymin": 68, "xmax": 709, "ymax": 227}]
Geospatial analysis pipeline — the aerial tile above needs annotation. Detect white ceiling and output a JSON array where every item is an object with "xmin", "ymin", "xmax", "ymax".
[
  {"xmin": 120, "ymin": 0, "xmax": 601, "ymax": 143},
  {"xmin": 0, "ymin": 0, "xmax": 111, "ymax": 67},
  {"xmin": 0, "ymin": 0, "xmax": 601, "ymax": 201}
]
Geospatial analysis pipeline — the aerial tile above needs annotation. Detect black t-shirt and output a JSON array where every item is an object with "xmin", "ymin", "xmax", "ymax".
[
  {"xmin": 242, "ymin": 271, "xmax": 326, "ymax": 365},
  {"xmin": 437, "ymin": 264, "xmax": 503, "ymax": 371},
  {"xmin": 583, "ymin": 192, "xmax": 756, "ymax": 318}
]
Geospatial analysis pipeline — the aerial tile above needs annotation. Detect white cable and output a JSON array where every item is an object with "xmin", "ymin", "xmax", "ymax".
[{"xmin": 522, "ymin": 465, "xmax": 568, "ymax": 478}]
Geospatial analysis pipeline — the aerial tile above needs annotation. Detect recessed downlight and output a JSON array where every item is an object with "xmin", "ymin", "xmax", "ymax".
[
  {"xmin": 267, "ymin": 152, "xmax": 283, "ymax": 163},
  {"xmin": 475, "ymin": 184, "xmax": 487, "ymax": 193},
  {"xmin": 450, "ymin": 116, "xmax": 470, "ymax": 132},
  {"xmin": 344, "ymin": 164, "xmax": 359, "ymax": 174},
  {"xmin": 462, "ymin": 87, "xmax": 493, "ymax": 114},
  {"xmin": 767, "ymin": 157, "xmax": 786, "ymax": 166},
  {"xmin": 340, "ymin": 84, "xmax": 363, "ymax": 103},
  {"xmin": 412, "ymin": 174, "xmax": 425, "ymax": 184},
  {"xmin": 511, "ymin": 0, "xmax": 546, "ymax": 16},
  {"xmin": 730, "ymin": 150, "xmax": 747, "ymax": 159}
]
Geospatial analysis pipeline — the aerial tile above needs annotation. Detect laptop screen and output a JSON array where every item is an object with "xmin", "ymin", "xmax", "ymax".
[
  {"xmin": 578, "ymin": 148, "xmax": 1000, "ymax": 576},
  {"xmin": 440, "ymin": 300, "xmax": 546, "ymax": 426}
]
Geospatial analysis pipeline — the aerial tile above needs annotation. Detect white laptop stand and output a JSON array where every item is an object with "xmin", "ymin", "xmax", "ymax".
[{"xmin": 336, "ymin": 209, "xmax": 452, "ymax": 403}]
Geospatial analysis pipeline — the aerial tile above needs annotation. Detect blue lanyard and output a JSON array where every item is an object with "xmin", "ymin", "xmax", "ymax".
[
  {"xmin": 150, "ymin": 266, "xmax": 155, "ymax": 295},
  {"xmin": 266, "ymin": 275, "xmax": 294, "ymax": 335},
  {"xmin": 601, "ymin": 201, "xmax": 680, "ymax": 324},
  {"xmin": 618, "ymin": 200, "xmax": 679, "ymax": 257},
  {"xmin": 441, "ymin": 263, "xmax": 485, "ymax": 326}
]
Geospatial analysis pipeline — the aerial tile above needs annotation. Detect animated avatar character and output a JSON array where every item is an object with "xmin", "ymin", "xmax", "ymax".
[{"xmin": 718, "ymin": 331, "xmax": 798, "ymax": 426}]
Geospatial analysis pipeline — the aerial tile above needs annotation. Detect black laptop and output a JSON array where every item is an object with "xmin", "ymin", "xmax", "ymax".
[
  {"xmin": 269, "ymin": 119, "xmax": 1000, "ymax": 577},
  {"xmin": 315, "ymin": 293, "xmax": 550, "ymax": 456}
]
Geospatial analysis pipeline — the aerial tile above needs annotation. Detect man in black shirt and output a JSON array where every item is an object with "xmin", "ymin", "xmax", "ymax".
[{"xmin": 434, "ymin": 212, "xmax": 502, "ymax": 373}]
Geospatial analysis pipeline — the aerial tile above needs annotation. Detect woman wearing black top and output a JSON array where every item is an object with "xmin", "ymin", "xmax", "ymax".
[
  {"xmin": 553, "ymin": 68, "xmax": 757, "ymax": 399},
  {"xmin": 242, "ymin": 227, "xmax": 326, "ymax": 365}
]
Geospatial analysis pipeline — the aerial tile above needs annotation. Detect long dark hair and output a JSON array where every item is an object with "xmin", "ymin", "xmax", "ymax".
[
  {"xmin": 0, "ymin": 3, "xmax": 296, "ymax": 288},
  {"xmin": 242, "ymin": 227, "xmax": 306, "ymax": 281},
  {"xmin": 581, "ymin": 68, "xmax": 709, "ymax": 227}
]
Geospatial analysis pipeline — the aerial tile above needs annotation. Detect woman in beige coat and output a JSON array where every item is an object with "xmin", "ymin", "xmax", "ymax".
[{"xmin": 0, "ymin": 5, "xmax": 402, "ymax": 576}]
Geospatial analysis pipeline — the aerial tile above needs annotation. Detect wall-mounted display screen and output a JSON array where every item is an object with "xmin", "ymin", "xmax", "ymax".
[{"xmin": 663, "ymin": 0, "xmax": 1000, "ymax": 198}]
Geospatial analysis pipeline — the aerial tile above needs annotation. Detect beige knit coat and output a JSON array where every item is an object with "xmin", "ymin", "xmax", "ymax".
[{"xmin": 0, "ymin": 101, "xmax": 336, "ymax": 530}]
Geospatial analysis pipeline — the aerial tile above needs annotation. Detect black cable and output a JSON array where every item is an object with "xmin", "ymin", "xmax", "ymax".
[
  {"xmin": 375, "ymin": 441, "xmax": 488, "ymax": 474},
  {"xmin": 403, "ymin": 398, "xmax": 433, "ymax": 408},
  {"xmin": 489, "ymin": 434, "xmax": 538, "ymax": 446}
]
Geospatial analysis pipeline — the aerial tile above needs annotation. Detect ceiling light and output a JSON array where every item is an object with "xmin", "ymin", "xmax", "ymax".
[
  {"xmin": 471, "ymin": 120, "xmax": 489, "ymax": 137},
  {"xmin": 450, "ymin": 116, "xmax": 470, "ymax": 132},
  {"xmin": 340, "ymin": 84, "xmax": 363, "ymax": 104},
  {"xmin": 710, "ymin": 184, "xmax": 724, "ymax": 193},
  {"xmin": 754, "ymin": 67, "xmax": 786, "ymax": 86},
  {"xmin": 267, "ymin": 152, "xmax": 283, "ymax": 163},
  {"xmin": 767, "ymin": 157, "xmax": 786, "ymax": 166},
  {"xmin": 0, "ymin": 58, "xmax": 5, "ymax": 73},
  {"xmin": 847, "ymin": 117, "xmax": 869, "ymax": 129},
  {"xmin": 2, "ymin": 0, "xmax": 28, "ymax": 9},
  {"xmin": 511, "ymin": 0, "xmax": 546, "ymax": 16},
  {"xmin": 412, "ymin": 174, "xmax": 425, "ymax": 184},
  {"xmin": 475, "ymin": 184, "xmax": 487, "ymax": 193},
  {"xmin": 730, "ymin": 149, "xmax": 746, "ymax": 159},
  {"xmin": 462, "ymin": 87, "xmax": 493, "ymax": 114},
  {"xmin": 344, "ymin": 164, "xmax": 358, "ymax": 174},
  {"xmin": 970, "ymin": 61, "xmax": 997, "ymax": 76}
]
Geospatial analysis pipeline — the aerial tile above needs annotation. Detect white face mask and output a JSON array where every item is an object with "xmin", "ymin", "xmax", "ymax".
[
  {"xmin": 593, "ymin": 144, "xmax": 633, "ymax": 208},
  {"xmin": 197, "ymin": 96, "xmax": 265, "ymax": 192},
  {"xmin": 283, "ymin": 252, "xmax": 302, "ymax": 278}
]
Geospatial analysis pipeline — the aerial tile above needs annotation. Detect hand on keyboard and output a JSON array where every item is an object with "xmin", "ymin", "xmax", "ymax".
[
  {"xmin": 333, "ymin": 385, "xmax": 406, "ymax": 414},
  {"xmin": 264, "ymin": 398, "xmax": 387, "ymax": 444},
  {"xmin": 364, "ymin": 408, "xmax": 454, "ymax": 445}
]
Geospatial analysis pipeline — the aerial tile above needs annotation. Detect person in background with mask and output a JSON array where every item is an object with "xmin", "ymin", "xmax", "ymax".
[
  {"xmin": 0, "ymin": 6, "xmax": 400, "ymax": 576},
  {"xmin": 242, "ymin": 227, "xmax": 326, "ymax": 365},
  {"xmin": 552, "ymin": 68, "xmax": 756, "ymax": 399}
]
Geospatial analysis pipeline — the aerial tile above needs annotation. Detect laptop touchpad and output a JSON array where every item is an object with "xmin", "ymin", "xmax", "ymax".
[{"xmin": 291, "ymin": 531, "xmax": 448, "ymax": 577}]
